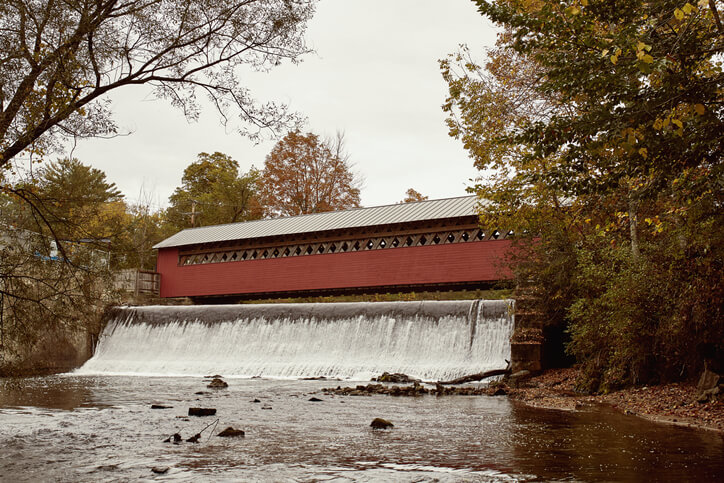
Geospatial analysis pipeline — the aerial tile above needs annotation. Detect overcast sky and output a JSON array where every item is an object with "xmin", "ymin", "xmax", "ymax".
[{"xmin": 70, "ymin": 0, "xmax": 498, "ymax": 210}]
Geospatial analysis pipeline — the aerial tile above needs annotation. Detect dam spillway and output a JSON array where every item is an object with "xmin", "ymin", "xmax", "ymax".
[{"xmin": 76, "ymin": 300, "xmax": 514, "ymax": 380}]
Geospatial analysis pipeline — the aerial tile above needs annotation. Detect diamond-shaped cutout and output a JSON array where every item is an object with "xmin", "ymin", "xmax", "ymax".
[
  {"xmin": 306, "ymin": 246, "xmax": 313, "ymax": 255},
  {"xmin": 329, "ymin": 244, "xmax": 336, "ymax": 253},
  {"xmin": 284, "ymin": 248, "xmax": 291, "ymax": 257},
  {"xmin": 433, "ymin": 235, "xmax": 441, "ymax": 244},
  {"xmin": 476, "ymin": 231, "xmax": 485, "ymax": 240},
  {"xmin": 366, "ymin": 240, "xmax": 374, "ymax": 249},
  {"xmin": 353, "ymin": 241, "xmax": 361, "ymax": 251},
  {"xmin": 221, "ymin": 253, "xmax": 228, "ymax": 261},
  {"xmin": 447, "ymin": 233, "xmax": 455, "ymax": 243},
  {"xmin": 492, "ymin": 230, "xmax": 500, "ymax": 239},
  {"xmin": 461, "ymin": 232, "xmax": 469, "ymax": 241},
  {"xmin": 251, "ymin": 251, "xmax": 258, "ymax": 259},
  {"xmin": 379, "ymin": 240, "xmax": 386, "ymax": 248},
  {"xmin": 405, "ymin": 237, "xmax": 414, "ymax": 246},
  {"xmin": 241, "ymin": 251, "xmax": 248, "ymax": 260},
  {"xmin": 273, "ymin": 249, "xmax": 279, "ymax": 257},
  {"xmin": 392, "ymin": 238, "xmax": 400, "ymax": 247},
  {"xmin": 295, "ymin": 246, "xmax": 303, "ymax": 256},
  {"xmin": 419, "ymin": 236, "xmax": 427, "ymax": 245},
  {"xmin": 341, "ymin": 242, "xmax": 349, "ymax": 252},
  {"xmin": 231, "ymin": 252, "xmax": 238, "ymax": 261}
]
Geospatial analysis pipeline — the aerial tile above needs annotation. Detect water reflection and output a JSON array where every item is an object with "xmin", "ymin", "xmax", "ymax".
[{"xmin": 0, "ymin": 376, "xmax": 722, "ymax": 482}]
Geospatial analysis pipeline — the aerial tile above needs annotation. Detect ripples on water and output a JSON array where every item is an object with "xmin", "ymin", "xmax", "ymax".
[{"xmin": 1, "ymin": 376, "xmax": 723, "ymax": 482}]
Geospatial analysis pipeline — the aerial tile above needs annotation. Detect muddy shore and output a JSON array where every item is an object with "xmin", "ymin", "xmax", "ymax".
[{"xmin": 507, "ymin": 368, "xmax": 724, "ymax": 433}]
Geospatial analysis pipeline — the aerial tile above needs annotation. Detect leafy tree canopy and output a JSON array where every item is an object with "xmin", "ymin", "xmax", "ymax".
[
  {"xmin": 401, "ymin": 188, "xmax": 429, "ymax": 203},
  {"xmin": 166, "ymin": 152, "xmax": 262, "ymax": 229},
  {"xmin": 444, "ymin": 0, "xmax": 723, "ymax": 389},
  {"xmin": 260, "ymin": 131, "xmax": 361, "ymax": 217},
  {"xmin": 0, "ymin": 0, "xmax": 316, "ymax": 171}
]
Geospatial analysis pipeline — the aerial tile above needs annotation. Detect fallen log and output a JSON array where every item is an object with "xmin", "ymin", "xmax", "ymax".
[{"xmin": 437, "ymin": 368, "xmax": 510, "ymax": 385}]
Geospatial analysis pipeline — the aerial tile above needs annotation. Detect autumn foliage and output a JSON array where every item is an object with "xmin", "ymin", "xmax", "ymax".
[
  {"xmin": 260, "ymin": 131, "xmax": 361, "ymax": 217},
  {"xmin": 445, "ymin": 0, "xmax": 723, "ymax": 390}
]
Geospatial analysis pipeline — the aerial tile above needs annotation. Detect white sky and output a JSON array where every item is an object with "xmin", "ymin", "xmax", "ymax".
[{"xmin": 70, "ymin": 0, "xmax": 498, "ymax": 210}]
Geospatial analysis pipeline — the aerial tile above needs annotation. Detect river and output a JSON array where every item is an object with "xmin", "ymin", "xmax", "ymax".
[{"xmin": 1, "ymin": 375, "xmax": 723, "ymax": 481}]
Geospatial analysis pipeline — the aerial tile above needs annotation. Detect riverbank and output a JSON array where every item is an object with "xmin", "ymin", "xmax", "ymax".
[{"xmin": 507, "ymin": 368, "xmax": 724, "ymax": 433}]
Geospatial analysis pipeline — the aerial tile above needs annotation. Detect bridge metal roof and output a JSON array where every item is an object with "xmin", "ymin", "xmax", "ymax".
[{"xmin": 153, "ymin": 195, "xmax": 480, "ymax": 249}]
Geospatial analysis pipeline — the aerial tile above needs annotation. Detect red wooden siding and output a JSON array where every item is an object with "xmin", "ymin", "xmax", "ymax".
[{"xmin": 156, "ymin": 240, "xmax": 513, "ymax": 298}]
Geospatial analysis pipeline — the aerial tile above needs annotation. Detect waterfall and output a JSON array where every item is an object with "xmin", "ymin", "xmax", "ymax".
[{"xmin": 76, "ymin": 300, "xmax": 514, "ymax": 380}]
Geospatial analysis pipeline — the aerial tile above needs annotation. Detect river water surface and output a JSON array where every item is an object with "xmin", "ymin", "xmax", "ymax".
[{"xmin": 1, "ymin": 375, "xmax": 723, "ymax": 482}]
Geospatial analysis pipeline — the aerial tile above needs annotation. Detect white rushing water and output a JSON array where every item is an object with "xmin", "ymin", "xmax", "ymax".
[{"xmin": 76, "ymin": 300, "xmax": 514, "ymax": 380}]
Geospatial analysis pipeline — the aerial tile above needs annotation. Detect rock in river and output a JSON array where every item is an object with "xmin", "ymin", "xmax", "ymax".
[
  {"xmin": 218, "ymin": 427, "xmax": 245, "ymax": 437},
  {"xmin": 207, "ymin": 378, "xmax": 228, "ymax": 389},
  {"xmin": 188, "ymin": 407, "xmax": 216, "ymax": 416},
  {"xmin": 370, "ymin": 418, "xmax": 394, "ymax": 429}
]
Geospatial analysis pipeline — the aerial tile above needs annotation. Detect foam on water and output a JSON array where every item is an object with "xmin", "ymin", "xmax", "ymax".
[{"xmin": 76, "ymin": 300, "xmax": 514, "ymax": 380}]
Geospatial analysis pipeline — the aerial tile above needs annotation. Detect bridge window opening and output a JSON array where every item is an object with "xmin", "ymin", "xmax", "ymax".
[
  {"xmin": 506, "ymin": 230, "xmax": 514, "ymax": 238},
  {"xmin": 179, "ymin": 227, "xmax": 495, "ymax": 266}
]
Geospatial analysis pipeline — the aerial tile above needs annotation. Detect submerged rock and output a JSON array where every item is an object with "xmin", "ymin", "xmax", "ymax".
[
  {"xmin": 251, "ymin": 398, "xmax": 261, "ymax": 403},
  {"xmin": 218, "ymin": 427, "xmax": 245, "ymax": 437},
  {"xmin": 151, "ymin": 404, "xmax": 172, "ymax": 409},
  {"xmin": 186, "ymin": 433, "xmax": 201, "ymax": 443},
  {"xmin": 370, "ymin": 418, "xmax": 394, "ymax": 429},
  {"xmin": 207, "ymin": 378, "xmax": 229, "ymax": 389},
  {"xmin": 308, "ymin": 397, "xmax": 323, "ymax": 402},
  {"xmin": 163, "ymin": 433, "xmax": 182, "ymax": 444},
  {"xmin": 151, "ymin": 466, "xmax": 169, "ymax": 474},
  {"xmin": 188, "ymin": 407, "xmax": 216, "ymax": 416}
]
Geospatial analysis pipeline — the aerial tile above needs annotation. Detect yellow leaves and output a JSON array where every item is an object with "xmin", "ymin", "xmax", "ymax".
[
  {"xmin": 567, "ymin": 5, "xmax": 581, "ymax": 16},
  {"xmin": 653, "ymin": 118, "xmax": 664, "ymax": 130},
  {"xmin": 675, "ymin": 3, "xmax": 696, "ymax": 20},
  {"xmin": 694, "ymin": 103, "xmax": 706, "ymax": 115},
  {"xmin": 610, "ymin": 48, "xmax": 622, "ymax": 65},
  {"xmin": 638, "ymin": 148, "xmax": 648, "ymax": 159}
]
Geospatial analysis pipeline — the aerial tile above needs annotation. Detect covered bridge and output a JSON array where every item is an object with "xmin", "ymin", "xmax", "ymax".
[{"xmin": 153, "ymin": 196, "xmax": 514, "ymax": 301}]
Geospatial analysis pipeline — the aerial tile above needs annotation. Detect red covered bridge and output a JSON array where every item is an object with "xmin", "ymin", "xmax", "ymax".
[{"xmin": 153, "ymin": 196, "xmax": 514, "ymax": 301}]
